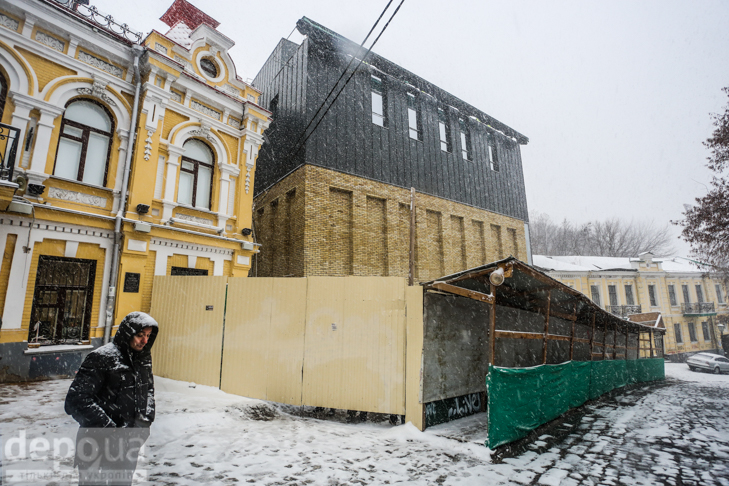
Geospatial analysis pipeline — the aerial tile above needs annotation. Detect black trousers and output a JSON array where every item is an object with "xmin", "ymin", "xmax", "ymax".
[{"xmin": 75, "ymin": 427, "xmax": 150, "ymax": 486}]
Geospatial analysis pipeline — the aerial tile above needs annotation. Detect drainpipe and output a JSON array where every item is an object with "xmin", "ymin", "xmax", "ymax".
[{"xmin": 103, "ymin": 44, "xmax": 144, "ymax": 344}]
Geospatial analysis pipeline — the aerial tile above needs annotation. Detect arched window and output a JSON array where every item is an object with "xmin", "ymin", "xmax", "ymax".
[
  {"xmin": 178, "ymin": 138, "xmax": 214, "ymax": 210},
  {"xmin": 54, "ymin": 99, "xmax": 113, "ymax": 186}
]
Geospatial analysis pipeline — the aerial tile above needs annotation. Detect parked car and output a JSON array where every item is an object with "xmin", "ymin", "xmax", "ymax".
[{"xmin": 686, "ymin": 352, "xmax": 729, "ymax": 374}]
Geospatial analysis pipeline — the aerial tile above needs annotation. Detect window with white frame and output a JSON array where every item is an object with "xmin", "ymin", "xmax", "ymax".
[
  {"xmin": 668, "ymin": 285, "xmax": 677, "ymax": 306},
  {"xmin": 371, "ymin": 75, "xmax": 386, "ymax": 127},
  {"xmin": 407, "ymin": 92, "xmax": 422, "ymax": 140},
  {"xmin": 682, "ymin": 284, "xmax": 690, "ymax": 303},
  {"xmin": 178, "ymin": 139, "xmax": 214, "ymax": 210},
  {"xmin": 54, "ymin": 99, "xmax": 113, "ymax": 186},
  {"xmin": 688, "ymin": 322, "xmax": 698, "ymax": 342},
  {"xmin": 674, "ymin": 323, "xmax": 683, "ymax": 344},
  {"xmin": 625, "ymin": 285, "xmax": 635, "ymax": 306},
  {"xmin": 695, "ymin": 284, "xmax": 704, "ymax": 303},
  {"xmin": 608, "ymin": 285, "xmax": 618, "ymax": 306},
  {"xmin": 716, "ymin": 284, "xmax": 725, "ymax": 304},
  {"xmin": 459, "ymin": 118, "xmax": 472, "ymax": 161},
  {"xmin": 488, "ymin": 139, "xmax": 499, "ymax": 171},
  {"xmin": 701, "ymin": 321, "xmax": 710, "ymax": 341},
  {"xmin": 648, "ymin": 284, "xmax": 657, "ymax": 307},
  {"xmin": 438, "ymin": 108, "xmax": 451, "ymax": 152},
  {"xmin": 590, "ymin": 285, "xmax": 601, "ymax": 306}
]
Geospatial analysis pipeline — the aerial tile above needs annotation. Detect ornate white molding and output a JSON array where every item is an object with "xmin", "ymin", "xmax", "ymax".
[
  {"xmin": 173, "ymin": 55, "xmax": 194, "ymax": 72},
  {"xmin": 223, "ymin": 85, "xmax": 241, "ymax": 98},
  {"xmin": 176, "ymin": 213, "xmax": 214, "ymax": 225},
  {"xmin": 0, "ymin": 13, "xmax": 19, "ymax": 32},
  {"xmin": 190, "ymin": 99, "xmax": 222, "ymax": 121},
  {"xmin": 48, "ymin": 187, "xmax": 108, "ymax": 208},
  {"xmin": 76, "ymin": 80, "xmax": 118, "ymax": 107},
  {"xmin": 245, "ymin": 166, "xmax": 252, "ymax": 194},
  {"xmin": 188, "ymin": 121, "xmax": 215, "ymax": 142},
  {"xmin": 227, "ymin": 117, "xmax": 241, "ymax": 129},
  {"xmin": 150, "ymin": 237, "xmax": 233, "ymax": 256},
  {"xmin": 170, "ymin": 91, "xmax": 182, "ymax": 103},
  {"xmin": 35, "ymin": 31, "xmax": 65, "ymax": 52},
  {"xmin": 78, "ymin": 51, "xmax": 123, "ymax": 78},
  {"xmin": 154, "ymin": 43, "xmax": 168, "ymax": 55},
  {"xmin": 144, "ymin": 130, "xmax": 154, "ymax": 161}
]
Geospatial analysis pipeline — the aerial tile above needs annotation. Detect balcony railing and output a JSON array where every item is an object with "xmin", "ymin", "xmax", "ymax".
[
  {"xmin": 606, "ymin": 305, "xmax": 642, "ymax": 318},
  {"xmin": 682, "ymin": 302, "xmax": 716, "ymax": 316},
  {"xmin": 0, "ymin": 123, "xmax": 21, "ymax": 183},
  {"xmin": 46, "ymin": 0, "xmax": 142, "ymax": 44}
]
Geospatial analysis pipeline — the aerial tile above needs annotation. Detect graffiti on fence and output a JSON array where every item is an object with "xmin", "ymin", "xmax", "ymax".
[{"xmin": 424, "ymin": 392, "xmax": 484, "ymax": 428}]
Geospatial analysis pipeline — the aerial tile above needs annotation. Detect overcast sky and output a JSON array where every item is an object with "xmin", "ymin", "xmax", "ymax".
[{"xmin": 94, "ymin": 0, "xmax": 729, "ymax": 256}]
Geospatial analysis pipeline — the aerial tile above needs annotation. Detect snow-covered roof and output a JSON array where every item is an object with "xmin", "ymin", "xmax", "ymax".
[
  {"xmin": 534, "ymin": 255, "xmax": 634, "ymax": 271},
  {"xmin": 165, "ymin": 21, "xmax": 193, "ymax": 49},
  {"xmin": 534, "ymin": 255, "xmax": 711, "ymax": 275},
  {"xmin": 532, "ymin": 255, "xmax": 592, "ymax": 272}
]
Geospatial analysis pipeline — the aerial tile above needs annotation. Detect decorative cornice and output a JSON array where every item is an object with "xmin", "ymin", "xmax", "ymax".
[
  {"xmin": 35, "ymin": 31, "xmax": 65, "ymax": 52},
  {"xmin": 0, "ymin": 13, "xmax": 19, "ymax": 32},
  {"xmin": 79, "ymin": 51, "xmax": 124, "ymax": 78},
  {"xmin": 48, "ymin": 187, "xmax": 108, "ymax": 208},
  {"xmin": 150, "ymin": 237, "xmax": 233, "ymax": 256},
  {"xmin": 190, "ymin": 99, "xmax": 222, "ymax": 121},
  {"xmin": 76, "ymin": 80, "xmax": 118, "ymax": 107}
]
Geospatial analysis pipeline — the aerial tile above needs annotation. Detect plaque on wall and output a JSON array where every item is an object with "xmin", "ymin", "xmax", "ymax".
[{"xmin": 123, "ymin": 272, "xmax": 141, "ymax": 293}]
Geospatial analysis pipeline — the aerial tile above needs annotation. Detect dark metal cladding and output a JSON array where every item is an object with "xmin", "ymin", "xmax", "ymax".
[{"xmin": 253, "ymin": 17, "xmax": 530, "ymax": 222}]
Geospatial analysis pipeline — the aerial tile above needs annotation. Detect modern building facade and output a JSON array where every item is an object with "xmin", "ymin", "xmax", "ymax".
[
  {"xmin": 251, "ymin": 17, "xmax": 531, "ymax": 281},
  {"xmin": 0, "ymin": 0, "xmax": 269, "ymax": 381},
  {"xmin": 534, "ymin": 253, "xmax": 728, "ymax": 361}
]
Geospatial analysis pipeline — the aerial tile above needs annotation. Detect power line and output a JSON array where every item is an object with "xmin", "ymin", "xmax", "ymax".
[
  {"xmin": 280, "ymin": 0, "xmax": 406, "ymax": 166},
  {"xmin": 288, "ymin": 0, "xmax": 395, "ymax": 152}
]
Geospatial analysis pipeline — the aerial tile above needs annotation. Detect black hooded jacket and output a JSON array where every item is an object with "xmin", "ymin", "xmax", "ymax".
[{"xmin": 65, "ymin": 312, "xmax": 159, "ymax": 428}]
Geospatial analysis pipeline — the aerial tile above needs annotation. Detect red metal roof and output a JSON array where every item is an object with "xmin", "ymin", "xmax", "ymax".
[{"xmin": 160, "ymin": 0, "xmax": 220, "ymax": 30}]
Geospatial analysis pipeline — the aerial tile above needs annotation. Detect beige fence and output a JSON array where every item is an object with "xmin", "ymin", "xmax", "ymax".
[{"xmin": 150, "ymin": 276, "xmax": 420, "ymax": 419}]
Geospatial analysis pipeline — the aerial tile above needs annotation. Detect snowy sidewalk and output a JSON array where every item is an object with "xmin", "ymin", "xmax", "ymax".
[{"xmin": 1, "ymin": 363, "xmax": 729, "ymax": 485}]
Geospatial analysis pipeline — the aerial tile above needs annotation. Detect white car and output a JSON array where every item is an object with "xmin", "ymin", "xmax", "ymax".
[{"xmin": 686, "ymin": 352, "xmax": 729, "ymax": 374}]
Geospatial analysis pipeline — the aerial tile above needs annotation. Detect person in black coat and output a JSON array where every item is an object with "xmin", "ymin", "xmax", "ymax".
[{"xmin": 65, "ymin": 311, "xmax": 159, "ymax": 485}]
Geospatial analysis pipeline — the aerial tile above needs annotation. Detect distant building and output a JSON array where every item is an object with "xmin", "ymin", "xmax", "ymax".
[
  {"xmin": 251, "ymin": 17, "xmax": 531, "ymax": 281},
  {"xmin": 534, "ymin": 253, "xmax": 728, "ymax": 361},
  {"xmin": 0, "ymin": 0, "xmax": 269, "ymax": 381}
]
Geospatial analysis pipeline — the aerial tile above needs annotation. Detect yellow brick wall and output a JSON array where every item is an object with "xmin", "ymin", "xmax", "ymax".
[
  {"xmin": 253, "ymin": 165, "xmax": 528, "ymax": 281},
  {"xmin": 15, "ymin": 47, "xmax": 76, "ymax": 92}
]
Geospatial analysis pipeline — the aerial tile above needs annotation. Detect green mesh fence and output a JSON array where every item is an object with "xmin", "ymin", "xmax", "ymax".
[{"xmin": 486, "ymin": 358, "xmax": 665, "ymax": 448}]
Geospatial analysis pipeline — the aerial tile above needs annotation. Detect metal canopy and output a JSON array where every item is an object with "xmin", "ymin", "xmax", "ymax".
[{"xmin": 422, "ymin": 257, "xmax": 666, "ymax": 335}]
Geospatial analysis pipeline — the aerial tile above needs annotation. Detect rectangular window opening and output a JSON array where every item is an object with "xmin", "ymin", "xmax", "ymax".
[
  {"xmin": 695, "ymin": 285, "xmax": 704, "ymax": 303},
  {"xmin": 688, "ymin": 322, "xmax": 698, "ymax": 343},
  {"xmin": 438, "ymin": 108, "xmax": 451, "ymax": 152},
  {"xmin": 459, "ymin": 118, "xmax": 472, "ymax": 161},
  {"xmin": 488, "ymin": 140, "xmax": 499, "ymax": 171},
  {"xmin": 407, "ymin": 92, "xmax": 422, "ymax": 141},
  {"xmin": 701, "ymin": 321, "xmax": 710, "ymax": 341},
  {"xmin": 716, "ymin": 284, "xmax": 724, "ymax": 304},
  {"xmin": 674, "ymin": 323, "xmax": 683, "ymax": 344},
  {"xmin": 625, "ymin": 285, "xmax": 635, "ymax": 306},
  {"xmin": 668, "ymin": 285, "xmax": 677, "ymax": 306},
  {"xmin": 648, "ymin": 285, "xmax": 657, "ymax": 307},
  {"xmin": 608, "ymin": 285, "xmax": 618, "ymax": 306},
  {"xmin": 371, "ymin": 75, "xmax": 386, "ymax": 127},
  {"xmin": 590, "ymin": 285, "xmax": 601, "ymax": 307}
]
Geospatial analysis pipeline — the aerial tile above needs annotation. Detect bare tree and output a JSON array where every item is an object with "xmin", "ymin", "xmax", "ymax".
[
  {"xmin": 530, "ymin": 212, "xmax": 676, "ymax": 257},
  {"xmin": 676, "ymin": 86, "xmax": 729, "ymax": 284}
]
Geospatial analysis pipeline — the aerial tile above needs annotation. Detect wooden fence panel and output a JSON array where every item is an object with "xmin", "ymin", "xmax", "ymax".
[
  {"xmin": 220, "ymin": 278, "xmax": 307, "ymax": 405},
  {"xmin": 149, "ymin": 276, "xmax": 227, "ymax": 387}
]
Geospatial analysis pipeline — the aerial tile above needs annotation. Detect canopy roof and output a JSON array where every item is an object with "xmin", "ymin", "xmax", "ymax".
[{"xmin": 422, "ymin": 257, "xmax": 666, "ymax": 334}]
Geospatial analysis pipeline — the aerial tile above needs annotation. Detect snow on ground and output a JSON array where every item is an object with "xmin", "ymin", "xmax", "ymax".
[{"xmin": 1, "ymin": 363, "xmax": 728, "ymax": 485}]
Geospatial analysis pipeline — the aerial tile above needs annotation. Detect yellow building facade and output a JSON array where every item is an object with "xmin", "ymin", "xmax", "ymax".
[
  {"xmin": 0, "ymin": 0, "xmax": 269, "ymax": 381},
  {"xmin": 534, "ymin": 253, "xmax": 728, "ymax": 361}
]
